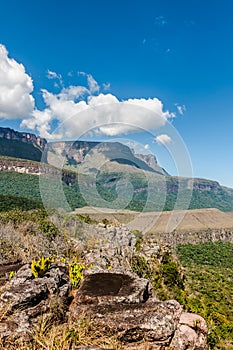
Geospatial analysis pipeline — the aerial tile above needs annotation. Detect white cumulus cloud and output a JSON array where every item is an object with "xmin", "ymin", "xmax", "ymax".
[
  {"xmin": 0, "ymin": 44, "xmax": 175, "ymax": 140},
  {"xmin": 22, "ymin": 91, "xmax": 174, "ymax": 139},
  {"xmin": 156, "ymin": 134, "xmax": 172, "ymax": 145},
  {"xmin": 0, "ymin": 44, "xmax": 35, "ymax": 119}
]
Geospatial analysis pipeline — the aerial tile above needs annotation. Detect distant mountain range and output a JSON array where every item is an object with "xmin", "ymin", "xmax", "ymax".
[{"xmin": 0, "ymin": 126, "xmax": 233, "ymax": 212}]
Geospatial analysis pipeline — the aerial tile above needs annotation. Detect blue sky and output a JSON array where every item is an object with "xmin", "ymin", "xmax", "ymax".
[{"xmin": 0, "ymin": 0, "xmax": 233, "ymax": 187}]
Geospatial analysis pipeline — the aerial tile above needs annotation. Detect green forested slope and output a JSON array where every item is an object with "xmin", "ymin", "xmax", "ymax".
[
  {"xmin": 178, "ymin": 242, "xmax": 233, "ymax": 349},
  {"xmin": 1, "ymin": 170, "xmax": 233, "ymax": 212}
]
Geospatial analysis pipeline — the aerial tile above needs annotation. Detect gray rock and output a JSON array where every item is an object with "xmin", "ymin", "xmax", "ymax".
[
  {"xmin": 74, "ymin": 223, "xmax": 137, "ymax": 269},
  {"xmin": 170, "ymin": 313, "xmax": 208, "ymax": 350},
  {"xmin": 0, "ymin": 264, "xmax": 71, "ymax": 340},
  {"xmin": 179, "ymin": 312, "xmax": 208, "ymax": 335},
  {"xmin": 70, "ymin": 299, "xmax": 182, "ymax": 345},
  {"xmin": 171, "ymin": 324, "xmax": 198, "ymax": 349},
  {"xmin": 69, "ymin": 268, "xmax": 208, "ymax": 349},
  {"xmin": 71, "ymin": 268, "xmax": 151, "ymax": 309}
]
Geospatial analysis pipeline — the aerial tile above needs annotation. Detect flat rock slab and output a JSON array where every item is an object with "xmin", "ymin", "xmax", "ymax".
[
  {"xmin": 78, "ymin": 272, "xmax": 135, "ymax": 296},
  {"xmin": 74, "ymin": 268, "xmax": 151, "ymax": 305}
]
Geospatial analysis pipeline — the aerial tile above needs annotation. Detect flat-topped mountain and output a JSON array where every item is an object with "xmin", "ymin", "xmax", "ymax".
[
  {"xmin": 0, "ymin": 127, "xmax": 47, "ymax": 162},
  {"xmin": 0, "ymin": 127, "xmax": 46, "ymax": 149},
  {"xmin": 46, "ymin": 140, "xmax": 167, "ymax": 175},
  {"xmin": 0, "ymin": 126, "xmax": 233, "ymax": 213}
]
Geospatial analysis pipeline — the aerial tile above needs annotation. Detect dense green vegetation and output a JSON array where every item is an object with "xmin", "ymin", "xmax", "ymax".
[
  {"xmin": 0, "ymin": 138, "xmax": 42, "ymax": 161},
  {"xmin": 131, "ymin": 250, "xmax": 185, "ymax": 302},
  {"xmin": 0, "ymin": 194, "xmax": 42, "ymax": 211},
  {"xmin": 1, "ymin": 168, "xmax": 233, "ymax": 213},
  {"xmin": 177, "ymin": 241, "xmax": 233, "ymax": 349},
  {"xmin": 188, "ymin": 189, "xmax": 233, "ymax": 212},
  {"xmin": 177, "ymin": 241, "xmax": 233, "ymax": 268},
  {"xmin": 132, "ymin": 241, "xmax": 233, "ymax": 348},
  {"xmin": 0, "ymin": 171, "xmax": 86, "ymax": 210},
  {"xmin": 0, "ymin": 171, "xmax": 41, "ymax": 201}
]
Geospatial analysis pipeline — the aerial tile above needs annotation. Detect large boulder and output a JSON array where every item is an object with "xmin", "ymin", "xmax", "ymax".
[{"xmin": 69, "ymin": 268, "xmax": 208, "ymax": 349}]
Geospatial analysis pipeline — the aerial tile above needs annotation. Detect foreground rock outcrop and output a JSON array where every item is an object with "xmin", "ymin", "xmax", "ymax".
[
  {"xmin": 0, "ymin": 264, "xmax": 71, "ymax": 339},
  {"xmin": 0, "ymin": 264, "xmax": 208, "ymax": 349},
  {"xmin": 70, "ymin": 268, "xmax": 208, "ymax": 349}
]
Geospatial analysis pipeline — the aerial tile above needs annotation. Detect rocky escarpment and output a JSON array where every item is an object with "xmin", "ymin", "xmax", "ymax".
[
  {"xmin": 150, "ymin": 227, "xmax": 233, "ymax": 246},
  {"xmin": 0, "ymin": 158, "xmax": 42, "ymax": 174},
  {"xmin": 0, "ymin": 127, "xmax": 47, "ymax": 150},
  {"xmin": 0, "ymin": 221, "xmax": 208, "ymax": 349},
  {"xmin": 0, "ymin": 157, "xmax": 78, "ymax": 185},
  {"xmin": 132, "ymin": 151, "xmax": 169, "ymax": 175}
]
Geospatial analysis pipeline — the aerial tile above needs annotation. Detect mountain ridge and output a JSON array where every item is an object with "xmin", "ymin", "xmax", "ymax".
[
  {"xmin": 0, "ymin": 126, "xmax": 47, "ymax": 149},
  {"xmin": 0, "ymin": 126, "xmax": 233, "ymax": 213}
]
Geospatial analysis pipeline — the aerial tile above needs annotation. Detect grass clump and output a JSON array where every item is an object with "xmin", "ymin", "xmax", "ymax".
[{"xmin": 0, "ymin": 316, "xmax": 123, "ymax": 350}]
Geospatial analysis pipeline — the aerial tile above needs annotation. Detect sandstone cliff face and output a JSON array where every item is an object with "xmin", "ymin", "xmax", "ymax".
[
  {"xmin": 0, "ymin": 158, "xmax": 41, "ymax": 174},
  {"xmin": 0, "ymin": 127, "xmax": 47, "ymax": 150},
  {"xmin": 133, "ymin": 151, "xmax": 169, "ymax": 175}
]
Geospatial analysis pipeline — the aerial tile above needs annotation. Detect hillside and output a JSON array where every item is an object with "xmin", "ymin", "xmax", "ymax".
[
  {"xmin": 0, "ymin": 127, "xmax": 233, "ymax": 213},
  {"xmin": 1, "ymin": 157, "xmax": 233, "ymax": 213},
  {"xmin": 177, "ymin": 241, "xmax": 233, "ymax": 349},
  {"xmin": 0, "ymin": 207, "xmax": 231, "ymax": 349}
]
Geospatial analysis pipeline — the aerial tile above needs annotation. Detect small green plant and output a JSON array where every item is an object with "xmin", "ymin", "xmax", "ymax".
[
  {"xmin": 76, "ymin": 214, "xmax": 96, "ymax": 224},
  {"xmin": 31, "ymin": 256, "xmax": 51, "ymax": 278},
  {"xmin": 69, "ymin": 262, "xmax": 85, "ymax": 288},
  {"xmin": 102, "ymin": 218, "xmax": 110, "ymax": 225},
  {"xmin": 132, "ymin": 230, "xmax": 143, "ymax": 251},
  {"xmin": 8, "ymin": 270, "xmax": 16, "ymax": 279},
  {"xmin": 132, "ymin": 229, "xmax": 142, "ymax": 238},
  {"xmin": 131, "ymin": 255, "xmax": 152, "ymax": 279},
  {"xmin": 135, "ymin": 237, "xmax": 142, "ymax": 251}
]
